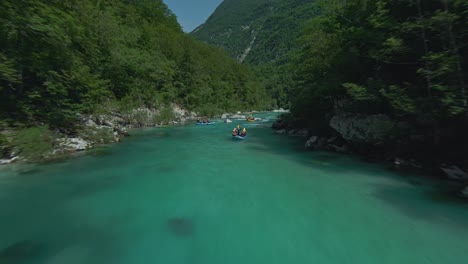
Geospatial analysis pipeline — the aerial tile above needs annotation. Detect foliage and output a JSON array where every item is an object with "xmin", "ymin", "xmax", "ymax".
[
  {"xmin": 0, "ymin": 0, "xmax": 270, "ymax": 132},
  {"xmin": 291, "ymin": 0, "xmax": 468, "ymax": 122},
  {"xmin": 192, "ymin": 0, "xmax": 317, "ymax": 109},
  {"xmin": 14, "ymin": 126, "xmax": 55, "ymax": 160}
]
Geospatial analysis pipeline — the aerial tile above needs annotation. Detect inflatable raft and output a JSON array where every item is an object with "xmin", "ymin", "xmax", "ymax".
[{"xmin": 232, "ymin": 135, "xmax": 247, "ymax": 140}]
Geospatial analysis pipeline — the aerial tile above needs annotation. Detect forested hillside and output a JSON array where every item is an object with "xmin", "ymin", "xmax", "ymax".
[
  {"xmin": 192, "ymin": 0, "xmax": 316, "ymax": 108},
  {"xmin": 0, "ymin": 0, "xmax": 270, "ymax": 131},
  {"xmin": 196, "ymin": 0, "xmax": 468, "ymax": 164}
]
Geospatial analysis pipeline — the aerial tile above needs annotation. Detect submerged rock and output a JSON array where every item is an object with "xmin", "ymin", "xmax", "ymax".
[
  {"xmin": 167, "ymin": 218, "xmax": 194, "ymax": 237},
  {"xmin": 0, "ymin": 240, "xmax": 43, "ymax": 262}
]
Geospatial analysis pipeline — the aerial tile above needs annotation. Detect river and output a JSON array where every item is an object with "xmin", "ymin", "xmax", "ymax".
[{"xmin": 0, "ymin": 112, "xmax": 467, "ymax": 264}]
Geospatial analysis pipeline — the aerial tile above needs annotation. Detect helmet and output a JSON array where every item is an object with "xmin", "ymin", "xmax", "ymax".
[{"xmin": 243, "ymin": 128, "xmax": 246, "ymax": 131}]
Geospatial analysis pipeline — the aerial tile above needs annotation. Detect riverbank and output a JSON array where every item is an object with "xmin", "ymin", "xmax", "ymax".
[
  {"xmin": 0, "ymin": 104, "xmax": 200, "ymax": 164},
  {"xmin": 272, "ymin": 113, "xmax": 468, "ymax": 199},
  {"xmin": 0, "ymin": 108, "xmax": 280, "ymax": 165}
]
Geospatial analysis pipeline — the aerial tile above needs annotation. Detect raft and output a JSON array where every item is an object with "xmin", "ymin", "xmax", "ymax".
[
  {"xmin": 232, "ymin": 135, "xmax": 247, "ymax": 140},
  {"xmin": 246, "ymin": 119, "xmax": 255, "ymax": 122},
  {"xmin": 196, "ymin": 122, "xmax": 215, "ymax": 125}
]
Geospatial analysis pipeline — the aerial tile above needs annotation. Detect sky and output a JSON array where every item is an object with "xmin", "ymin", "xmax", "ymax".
[{"xmin": 163, "ymin": 0, "xmax": 223, "ymax": 32}]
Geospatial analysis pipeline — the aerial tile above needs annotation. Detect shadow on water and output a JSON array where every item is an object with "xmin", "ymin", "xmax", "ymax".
[
  {"xmin": 249, "ymin": 124, "xmax": 468, "ymax": 228},
  {"xmin": 167, "ymin": 217, "xmax": 195, "ymax": 237},
  {"xmin": 372, "ymin": 182, "xmax": 468, "ymax": 230},
  {"xmin": 0, "ymin": 240, "xmax": 44, "ymax": 264}
]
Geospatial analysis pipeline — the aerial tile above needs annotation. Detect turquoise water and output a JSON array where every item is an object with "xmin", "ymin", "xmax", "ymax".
[{"xmin": 1, "ymin": 113, "xmax": 468, "ymax": 264}]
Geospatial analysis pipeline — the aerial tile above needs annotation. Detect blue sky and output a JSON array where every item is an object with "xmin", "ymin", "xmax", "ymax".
[{"xmin": 163, "ymin": 0, "xmax": 223, "ymax": 32}]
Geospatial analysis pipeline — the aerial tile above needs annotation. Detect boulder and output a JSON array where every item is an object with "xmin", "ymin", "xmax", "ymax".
[
  {"xmin": 305, "ymin": 136, "xmax": 319, "ymax": 149},
  {"xmin": 272, "ymin": 120, "xmax": 286, "ymax": 130},
  {"xmin": 58, "ymin": 138, "xmax": 91, "ymax": 151},
  {"xmin": 329, "ymin": 113, "xmax": 396, "ymax": 145},
  {"xmin": 275, "ymin": 129, "xmax": 287, "ymax": 135},
  {"xmin": 221, "ymin": 114, "xmax": 228, "ymax": 119},
  {"xmin": 328, "ymin": 144, "xmax": 349, "ymax": 153},
  {"xmin": 0, "ymin": 157, "xmax": 18, "ymax": 165},
  {"xmin": 273, "ymin": 108, "xmax": 290, "ymax": 113},
  {"xmin": 440, "ymin": 165, "xmax": 468, "ymax": 181},
  {"xmin": 224, "ymin": 119, "xmax": 233, "ymax": 123},
  {"xmin": 230, "ymin": 114, "xmax": 246, "ymax": 119},
  {"xmin": 460, "ymin": 186, "xmax": 468, "ymax": 199}
]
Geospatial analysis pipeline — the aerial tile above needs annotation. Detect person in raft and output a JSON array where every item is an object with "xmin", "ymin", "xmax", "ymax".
[
  {"xmin": 232, "ymin": 128, "xmax": 238, "ymax": 136},
  {"xmin": 240, "ymin": 128, "xmax": 247, "ymax": 137},
  {"xmin": 236, "ymin": 124, "xmax": 241, "ymax": 134}
]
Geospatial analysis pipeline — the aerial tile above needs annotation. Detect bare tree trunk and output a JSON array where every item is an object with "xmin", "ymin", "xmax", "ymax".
[
  {"xmin": 441, "ymin": 0, "xmax": 467, "ymax": 110},
  {"xmin": 415, "ymin": 0, "xmax": 433, "ymax": 97}
]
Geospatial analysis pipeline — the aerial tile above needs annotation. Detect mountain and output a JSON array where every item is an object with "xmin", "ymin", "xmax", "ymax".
[{"xmin": 191, "ymin": 0, "xmax": 316, "ymax": 65}]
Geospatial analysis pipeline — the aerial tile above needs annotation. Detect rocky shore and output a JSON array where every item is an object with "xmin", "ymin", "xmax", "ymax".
[
  {"xmin": 0, "ymin": 104, "xmax": 199, "ymax": 164},
  {"xmin": 272, "ymin": 113, "xmax": 468, "ymax": 199}
]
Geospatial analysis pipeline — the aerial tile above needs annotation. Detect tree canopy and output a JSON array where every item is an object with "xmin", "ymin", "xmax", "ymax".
[{"xmin": 0, "ymin": 0, "xmax": 271, "ymax": 130}]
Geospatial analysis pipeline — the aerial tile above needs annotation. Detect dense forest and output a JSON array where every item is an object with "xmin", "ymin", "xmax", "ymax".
[
  {"xmin": 195, "ymin": 0, "xmax": 468, "ymax": 163},
  {"xmin": 291, "ymin": 0, "xmax": 468, "ymax": 159},
  {"xmin": 192, "ymin": 0, "xmax": 317, "ymax": 109},
  {"xmin": 0, "ymin": 0, "xmax": 270, "ymax": 130}
]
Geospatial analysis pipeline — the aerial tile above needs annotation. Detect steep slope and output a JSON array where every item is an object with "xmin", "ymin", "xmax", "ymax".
[
  {"xmin": 192, "ymin": 0, "xmax": 278, "ymax": 62},
  {"xmin": 191, "ymin": 0, "xmax": 316, "ymax": 65}
]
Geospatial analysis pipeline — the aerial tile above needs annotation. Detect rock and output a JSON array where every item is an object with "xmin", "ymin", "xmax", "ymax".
[
  {"xmin": 440, "ymin": 165, "xmax": 468, "ymax": 181},
  {"xmin": 459, "ymin": 186, "xmax": 468, "ymax": 199},
  {"xmin": 254, "ymin": 117, "xmax": 262, "ymax": 121},
  {"xmin": 273, "ymin": 108, "xmax": 290, "ymax": 113},
  {"xmin": 230, "ymin": 114, "xmax": 246, "ymax": 119},
  {"xmin": 272, "ymin": 120, "xmax": 286, "ymax": 130},
  {"xmin": 58, "ymin": 138, "xmax": 91, "ymax": 151},
  {"xmin": 288, "ymin": 129, "xmax": 297, "ymax": 136},
  {"xmin": 297, "ymin": 129, "xmax": 309, "ymax": 138},
  {"xmin": 84, "ymin": 118, "xmax": 97, "ymax": 127},
  {"xmin": 224, "ymin": 119, "xmax": 233, "ymax": 123},
  {"xmin": 329, "ymin": 113, "xmax": 396, "ymax": 145},
  {"xmin": 305, "ymin": 136, "xmax": 318, "ymax": 149},
  {"xmin": 221, "ymin": 114, "xmax": 228, "ymax": 119},
  {"xmin": 275, "ymin": 129, "xmax": 287, "ymax": 135},
  {"xmin": 0, "ymin": 157, "xmax": 18, "ymax": 165},
  {"xmin": 327, "ymin": 144, "xmax": 349, "ymax": 153},
  {"xmin": 327, "ymin": 137, "xmax": 337, "ymax": 143},
  {"xmin": 317, "ymin": 137, "xmax": 328, "ymax": 147}
]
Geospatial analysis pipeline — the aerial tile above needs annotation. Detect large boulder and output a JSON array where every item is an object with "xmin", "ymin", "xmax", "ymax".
[
  {"xmin": 58, "ymin": 138, "xmax": 91, "ymax": 151},
  {"xmin": 440, "ymin": 165, "xmax": 468, "ymax": 181},
  {"xmin": 329, "ymin": 113, "xmax": 396, "ymax": 146},
  {"xmin": 272, "ymin": 120, "xmax": 286, "ymax": 130}
]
